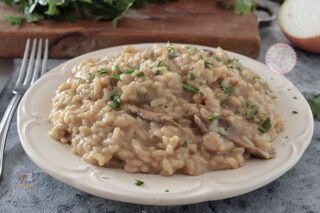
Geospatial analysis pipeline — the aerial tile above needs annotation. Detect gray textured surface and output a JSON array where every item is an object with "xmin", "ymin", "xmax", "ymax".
[{"xmin": 0, "ymin": 1, "xmax": 319, "ymax": 212}]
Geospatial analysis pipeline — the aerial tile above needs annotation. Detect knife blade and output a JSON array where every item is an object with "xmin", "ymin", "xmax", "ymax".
[{"xmin": 0, "ymin": 59, "xmax": 13, "ymax": 94}]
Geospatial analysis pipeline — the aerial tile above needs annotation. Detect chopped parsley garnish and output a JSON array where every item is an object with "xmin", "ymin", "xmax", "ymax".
[
  {"xmin": 182, "ymin": 140, "xmax": 188, "ymax": 146},
  {"xmin": 215, "ymin": 56, "xmax": 222, "ymax": 62},
  {"xmin": 159, "ymin": 65, "xmax": 168, "ymax": 69},
  {"xmin": 292, "ymin": 111, "xmax": 298, "ymax": 114},
  {"xmin": 102, "ymin": 177, "xmax": 109, "ymax": 179},
  {"xmin": 226, "ymin": 64, "xmax": 234, "ymax": 69},
  {"xmin": 123, "ymin": 68, "xmax": 137, "ymax": 74},
  {"xmin": 221, "ymin": 99, "xmax": 229, "ymax": 106},
  {"xmin": 293, "ymin": 96, "xmax": 297, "ymax": 100},
  {"xmin": 156, "ymin": 59, "xmax": 162, "ymax": 67},
  {"xmin": 219, "ymin": 82, "xmax": 235, "ymax": 96},
  {"xmin": 88, "ymin": 72, "xmax": 95, "ymax": 79},
  {"xmin": 136, "ymin": 72, "xmax": 145, "ymax": 77},
  {"xmin": 227, "ymin": 58, "xmax": 239, "ymax": 63},
  {"xmin": 64, "ymin": 91, "xmax": 68, "ymax": 94},
  {"xmin": 252, "ymin": 75, "xmax": 260, "ymax": 80},
  {"xmin": 224, "ymin": 123, "xmax": 231, "ymax": 131},
  {"xmin": 200, "ymin": 91, "xmax": 204, "ymax": 98},
  {"xmin": 186, "ymin": 45, "xmax": 198, "ymax": 51},
  {"xmin": 110, "ymin": 73, "xmax": 121, "ymax": 80},
  {"xmin": 185, "ymin": 110, "xmax": 189, "ymax": 114},
  {"xmin": 155, "ymin": 70, "xmax": 160, "ymax": 75},
  {"xmin": 165, "ymin": 189, "xmax": 170, "ymax": 192},
  {"xmin": 167, "ymin": 46, "xmax": 177, "ymax": 57},
  {"xmin": 235, "ymin": 110, "xmax": 241, "ymax": 115},
  {"xmin": 114, "ymin": 64, "xmax": 121, "ymax": 74},
  {"xmin": 264, "ymin": 82, "xmax": 272, "ymax": 92},
  {"xmin": 78, "ymin": 78, "xmax": 83, "ymax": 84},
  {"xmin": 96, "ymin": 68, "xmax": 108, "ymax": 74},
  {"xmin": 109, "ymin": 92, "xmax": 120, "ymax": 110},
  {"xmin": 217, "ymin": 131, "xmax": 226, "ymax": 136},
  {"xmin": 182, "ymin": 115, "xmax": 189, "ymax": 120},
  {"xmin": 182, "ymin": 82, "xmax": 199, "ymax": 93},
  {"xmin": 258, "ymin": 117, "xmax": 272, "ymax": 133},
  {"xmin": 110, "ymin": 78, "xmax": 114, "ymax": 89},
  {"xmin": 135, "ymin": 179, "xmax": 144, "ymax": 186},
  {"xmin": 208, "ymin": 115, "xmax": 220, "ymax": 123},
  {"xmin": 204, "ymin": 60, "xmax": 213, "ymax": 69},
  {"xmin": 189, "ymin": 72, "xmax": 195, "ymax": 80},
  {"xmin": 164, "ymin": 105, "xmax": 168, "ymax": 108}
]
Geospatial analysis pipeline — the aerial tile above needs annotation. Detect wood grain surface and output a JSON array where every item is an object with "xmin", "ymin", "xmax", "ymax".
[{"xmin": 0, "ymin": 0, "xmax": 261, "ymax": 58}]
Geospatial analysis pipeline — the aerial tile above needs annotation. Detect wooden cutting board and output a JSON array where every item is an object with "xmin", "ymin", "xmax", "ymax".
[{"xmin": 0, "ymin": 0, "xmax": 260, "ymax": 59}]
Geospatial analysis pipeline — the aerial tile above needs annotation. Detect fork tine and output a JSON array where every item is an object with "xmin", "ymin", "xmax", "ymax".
[
  {"xmin": 23, "ymin": 38, "xmax": 37, "ymax": 86},
  {"xmin": 15, "ymin": 39, "xmax": 30, "ymax": 87},
  {"xmin": 31, "ymin": 39, "xmax": 43, "ymax": 85},
  {"xmin": 41, "ymin": 39, "xmax": 49, "ymax": 76}
]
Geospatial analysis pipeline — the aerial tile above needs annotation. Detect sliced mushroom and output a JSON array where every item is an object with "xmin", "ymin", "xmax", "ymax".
[
  {"xmin": 194, "ymin": 114, "xmax": 276, "ymax": 159},
  {"xmin": 125, "ymin": 105, "xmax": 179, "ymax": 126},
  {"xmin": 225, "ymin": 135, "xmax": 276, "ymax": 159},
  {"xmin": 194, "ymin": 114, "xmax": 208, "ymax": 134}
]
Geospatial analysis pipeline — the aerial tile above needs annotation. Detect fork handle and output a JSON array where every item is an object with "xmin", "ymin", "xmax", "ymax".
[{"xmin": 0, "ymin": 93, "xmax": 23, "ymax": 179}]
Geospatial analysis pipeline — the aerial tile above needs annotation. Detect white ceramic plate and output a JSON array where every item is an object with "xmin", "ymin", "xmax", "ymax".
[{"xmin": 17, "ymin": 43, "xmax": 314, "ymax": 205}]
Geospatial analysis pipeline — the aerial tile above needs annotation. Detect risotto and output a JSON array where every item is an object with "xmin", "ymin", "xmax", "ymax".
[{"xmin": 49, "ymin": 44, "xmax": 284, "ymax": 176}]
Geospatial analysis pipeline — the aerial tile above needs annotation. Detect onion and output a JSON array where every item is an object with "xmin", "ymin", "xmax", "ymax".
[{"xmin": 278, "ymin": 0, "xmax": 320, "ymax": 53}]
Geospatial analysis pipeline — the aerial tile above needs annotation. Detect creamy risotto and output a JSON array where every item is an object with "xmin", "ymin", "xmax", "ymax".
[{"xmin": 49, "ymin": 44, "xmax": 284, "ymax": 176}]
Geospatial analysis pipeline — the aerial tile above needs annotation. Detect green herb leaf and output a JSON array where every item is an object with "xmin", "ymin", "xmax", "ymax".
[
  {"xmin": 307, "ymin": 94, "xmax": 320, "ymax": 121},
  {"xmin": 4, "ymin": 16, "xmax": 24, "ymax": 26},
  {"xmin": 258, "ymin": 117, "xmax": 272, "ymax": 133},
  {"xmin": 114, "ymin": 64, "xmax": 121, "ymax": 74},
  {"xmin": 189, "ymin": 72, "xmax": 195, "ymax": 80},
  {"xmin": 204, "ymin": 60, "xmax": 213, "ymax": 69},
  {"xmin": 221, "ymin": 99, "xmax": 229, "ymax": 106},
  {"xmin": 165, "ymin": 189, "xmax": 170, "ymax": 192},
  {"xmin": 215, "ymin": 56, "xmax": 222, "ymax": 62},
  {"xmin": 219, "ymin": 82, "xmax": 235, "ymax": 96},
  {"xmin": 182, "ymin": 115, "xmax": 189, "ymax": 120},
  {"xmin": 155, "ymin": 70, "xmax": 161, "ymax": 75},
  {"xmin": 88, "ymin": 72, "xmax": 95, "ymax": 80},
  {"xmin": 136, "ymin": 72, "xmax": 145, "ymax": 77},
  {"xmin": 292, "ymin": 111, "xmax": 298, "ymax": 114},
  {"xmin": 96, "ymin": 68, "xmax": 108, "ymax": 74},
  {"xmin": 185, "ymin": 110, "xmax": 189, "ymax": 114},
  {"xmin": 135, "ymin": 179, "xmax": 144, "ymax": 186},
  {"xmin": 217, "ymin": 131, "xmax": 226, "ymax": 137},
  {"xmin": 110, "ymin": 73, "xmax": 121, "ymax": 80},
  {"xmin": 200, "ymin": 92, "xmax": 204, "ymax": 98},
  {"xmin": 224, "ymin": 123, "xmax": 231, "ymax": 131},
  {"xmin": 167, "ymin": 46, "xmax": 176, "ymax": 57},
  {"xmin": 183, "ymin": 82, "xmax": 199, "ymax": 93},
  {"xmin": 235, "ymin": 0, "xmax": 255, "ymax": 15},
  {"xmin": 164, "ymin": 105, "xmax": 168, "ymax": 108},
  {"xmin": 208, "ymin": 115, "xmax": 220, "ymax": 122},
  {"xmin": 182, "ymin": 140, "xmax": 188, "ymax": 146},
  {"xmin": 109, "ymin": 92, "xmax": 120, "ymax": 110}
]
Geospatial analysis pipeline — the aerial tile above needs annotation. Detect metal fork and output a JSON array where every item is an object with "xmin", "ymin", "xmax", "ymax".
[{"xmin": 0, "ymin": 38, "xmax": 49, "ymax": 179}]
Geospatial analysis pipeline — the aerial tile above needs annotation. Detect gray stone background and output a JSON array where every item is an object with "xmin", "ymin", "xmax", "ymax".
[{"xmin": 0, "ymin": 1, "xmax": 319, "ymax": 212}]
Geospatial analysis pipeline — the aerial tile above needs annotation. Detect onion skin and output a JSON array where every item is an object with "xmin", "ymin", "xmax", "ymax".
[{"xmin": 280, "ymin": 26, "xmax": 320, "ymax": 53}]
